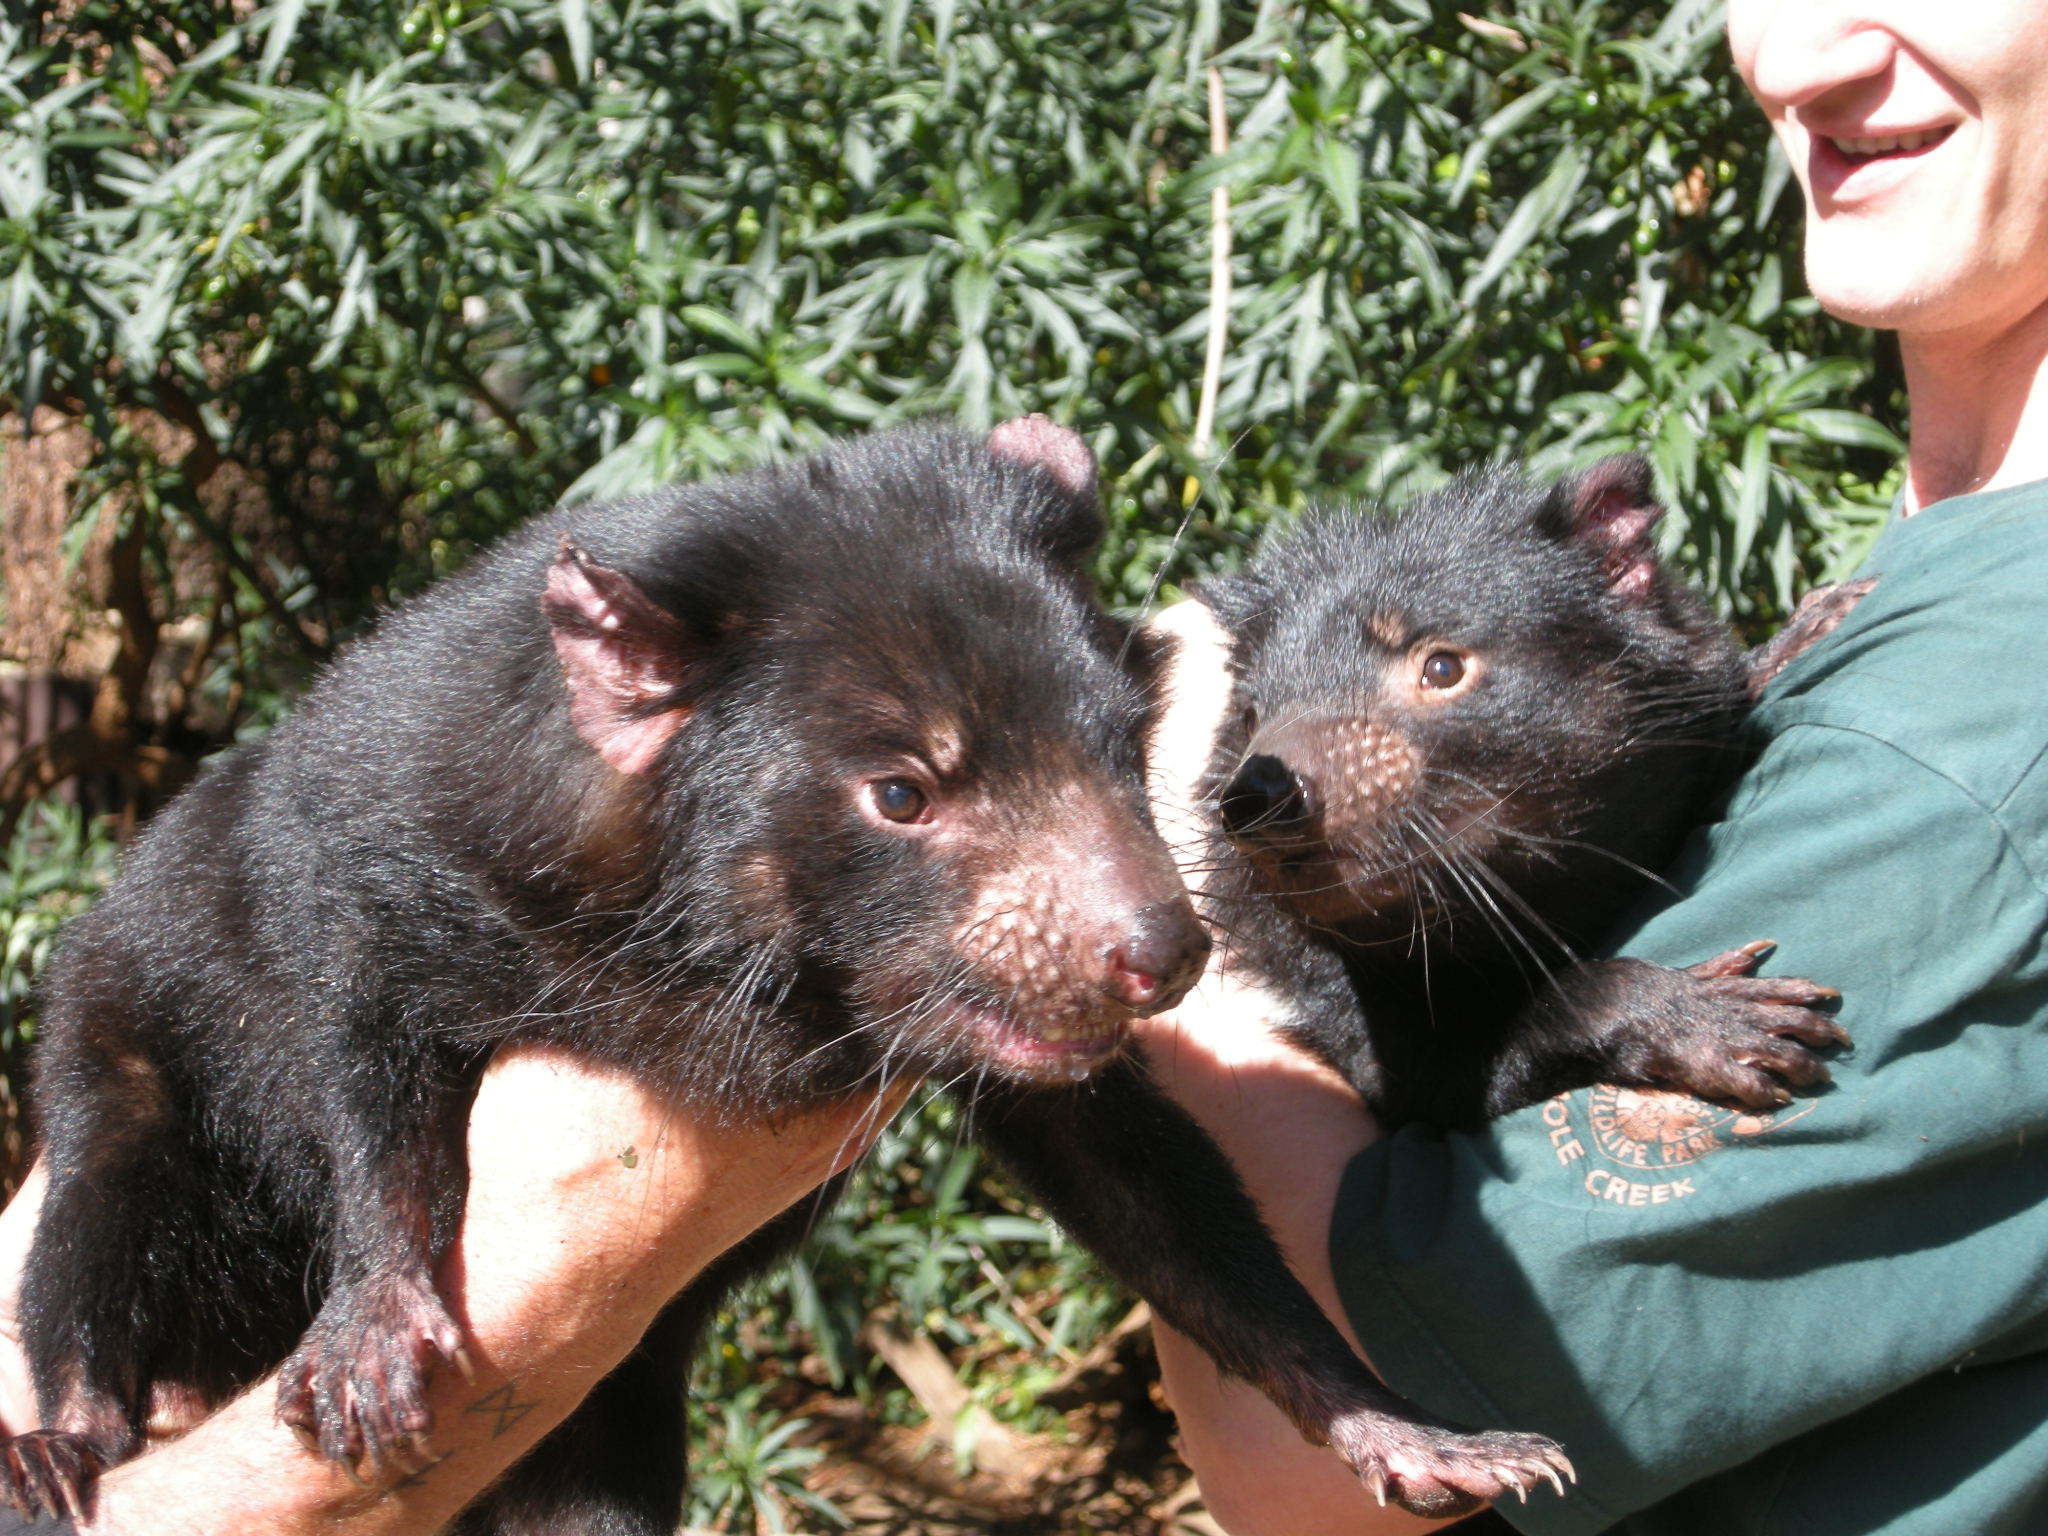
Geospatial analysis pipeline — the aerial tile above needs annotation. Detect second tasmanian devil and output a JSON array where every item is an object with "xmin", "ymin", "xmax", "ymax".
[
  {"xmin": 1185, "ymin": 454, "xmax": 1858, "ymax": 1131},
  {"xmin": 4, "ymin": 420, "xmax": 1566, "ymax": 1532}
]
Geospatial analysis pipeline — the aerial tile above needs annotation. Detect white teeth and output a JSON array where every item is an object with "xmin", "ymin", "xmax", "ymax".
[{"xmin": 1833, "ymin": 129, "xmax": 1944, "ymax": 157}]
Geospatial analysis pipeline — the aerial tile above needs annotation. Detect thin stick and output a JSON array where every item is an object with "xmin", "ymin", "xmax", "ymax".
[{"xmin": 1184, "ymin": 64, "xmax": 1233, "ymax": 509}]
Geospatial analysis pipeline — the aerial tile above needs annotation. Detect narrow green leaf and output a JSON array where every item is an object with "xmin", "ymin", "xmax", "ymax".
[
  {"xmin": 1745, "ymin": 254, "xmax": 1785, "ymax": 326},
  {"xmin": 881, "ymin": 0, "xmax": 911, "ymax": 69},
  {"xmin": 679, "ymin": 305, "xmax": 764, "ymax": 358},
  {"xmin": 1450, "ymin": 79, "xmax": 1568, "ymax": 207},
  {"xmin": 951, "ymin": 262, "xmax": 994, "ymax": 340},
  {"xmin": 259, "ymin": 0, "xmax": 312, "ymax": 85},
  {"xmin": 560, "ymin": 0, "xmax": 592, "ymax": 85},
  {"xmin": 1733, "ymin": 423, "xmax": 1772, "ymax": 573},
  {"xmin": 1319, "ymin": 136, "xmax": 1362, "ymax": 231},
  {"xmin": 1460, "ymin": 144, "xmax": 1589, "ymax": 310},
  {"xmin": 1788, "ymin": 409, "xmax": 1906, "ymax": 455}
]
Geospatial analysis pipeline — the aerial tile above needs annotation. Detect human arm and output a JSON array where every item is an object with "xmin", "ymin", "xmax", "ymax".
[
  {"xmin": 1134, "ymin": 596, "xmax": 1469, "ymax": 1533},
  {"xmin": 1137, "ymin": 990, "xmax": 1462, "ymax": 1536},
  {"xmin": 0, "ymin": 1046, "xmax": 906, "ymax": 1535}
]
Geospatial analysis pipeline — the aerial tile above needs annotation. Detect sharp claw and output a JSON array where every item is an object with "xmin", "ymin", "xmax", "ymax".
[
  {"xmin": 450, "ymin": 1345, "xmax": 477, "ymax": 1385},
  {"xmin": 1363, "ymin": 1466, "xmax": 1388, "ymax": 1508},
  {"xmin": 1541, "ymin": 1463, "xmax": 1568, "ymax": 1497},
  {"xmin": 1496, "ymin": 1467, "xmax": 1528, "ymax": 1502},
  {"xmin": 58, "ymin": 1472, "xmax": 85, "ymax": 1522}
]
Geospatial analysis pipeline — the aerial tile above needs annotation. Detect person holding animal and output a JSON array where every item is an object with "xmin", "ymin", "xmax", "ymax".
[
  {"xmin": 0, "ymin": 421, "xmax": 1536, "ymax": 1532},
  {"xmin": 0, "ymin": 422, "xmax": 1354, "ymax": 1534},
  {"xmin": 1148, "ymin": 1, "xmax": 2048, "ymax": 1531},
  {"xmin": 4, "ymin": 2, "xmax": 2043, "ymax": 1532}
]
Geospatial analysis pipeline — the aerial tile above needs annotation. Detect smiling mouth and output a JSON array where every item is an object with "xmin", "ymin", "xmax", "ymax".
[
  {"xmin": 1830, "ymin": 127, "xmax": 1951, "ymax": 158},
  {"xmin": 1807, "ymin": 124, "xmax": 1955, "ymax": 205}
]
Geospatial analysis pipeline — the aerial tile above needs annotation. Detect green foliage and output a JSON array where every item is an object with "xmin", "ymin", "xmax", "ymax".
[
  {"xmin": 694, "ymin": 1098, "xmax": 1125, "ymax": 1445},
  {"xmin": 6, "ymin": 0, "xmax": 1899, "ymax": 647},
  {"xmin": 686, "ymin": 1384, "xmax": 846, "ymax": 1533},
  {"xmin": 0, "ymin": 802, "xmax": 118, "ymax": 1055}
]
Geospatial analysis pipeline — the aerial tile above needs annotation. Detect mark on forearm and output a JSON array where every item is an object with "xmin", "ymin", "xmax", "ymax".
[
  {"xmin": 392, "ymin": 1448, "xmax": 455, "ymax": 1489},
  {"xmin": 465, "ymin": 1381, "xmax": 538, "ymax": 1438}
]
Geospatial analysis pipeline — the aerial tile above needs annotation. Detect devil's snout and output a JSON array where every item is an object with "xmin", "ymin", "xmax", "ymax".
[
  {"xmin": 1221, "ymin": 752, "xmax": 1318, "ymax": 840},
  {"xmin": 1101, "ymin": 899, "xmax": 1211, "ymax": 1014}
]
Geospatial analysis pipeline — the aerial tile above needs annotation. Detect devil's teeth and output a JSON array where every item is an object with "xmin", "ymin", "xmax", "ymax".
[{"xmin": 1833, "ymin": 129, "xmax": 1943, "ymax": 157}]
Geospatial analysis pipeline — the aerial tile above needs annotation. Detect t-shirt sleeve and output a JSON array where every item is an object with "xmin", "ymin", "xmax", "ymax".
[{"xmin": 1328, "ymin": 719, "xmax": 2048, "ymax": 1535}]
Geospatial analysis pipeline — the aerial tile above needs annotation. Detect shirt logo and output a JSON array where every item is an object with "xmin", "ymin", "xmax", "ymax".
[{"xmin": 1542, "ymin": 1087, "xmax": 1816, "ymax": 1206}]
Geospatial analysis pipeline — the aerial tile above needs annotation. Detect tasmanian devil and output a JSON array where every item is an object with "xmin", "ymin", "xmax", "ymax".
[
  {"xmin": 1, "ymin": 420, "xmax": 1570, "ymax": 1532},
  {"xmin": 1184, "ymin": 454, "xmax": 1860, "ymax": 1131}
]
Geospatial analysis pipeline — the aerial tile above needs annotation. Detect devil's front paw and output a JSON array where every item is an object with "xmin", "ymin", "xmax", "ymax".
[
  {"xmin": 276, "ymin": 1268, "xmax": 473, "ymax": 1474},
  {"xmin": 0, "ymin": 1431, "xmax": 102, "ymax": 1523},
  {"xmin": 1326, "ymin": 1411, "xmax": 1573, "ymax": 1519},
  {"xmin": 1637, "ymin": 940, "xmax": 1849, "ymax": 1110}
]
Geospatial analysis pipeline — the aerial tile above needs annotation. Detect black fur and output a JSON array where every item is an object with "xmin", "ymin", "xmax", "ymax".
[
  {"xmin": 1198, "ymin": 457, "xmax": 1850, "ymax": 1130},
  {"xmin": 13, "ymin": 423, "xmax": 1521, "ymax": 1530}
]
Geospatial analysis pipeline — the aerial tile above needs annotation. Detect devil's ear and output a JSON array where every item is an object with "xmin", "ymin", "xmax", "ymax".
[
  {"xmin": 1187, "ymin": 573, "xmax": 1277, "ymax": 648},
  {"xmin": 1540, "ymin": 454, "xmax": 1666, "ymax": 603},
  {"xmin": 988, "ymin": 415, "xmax": 1105, "ymax": 568},
  {"xmin": 541, "ymin": 538, "xmax": 698, "ymax": 776}
]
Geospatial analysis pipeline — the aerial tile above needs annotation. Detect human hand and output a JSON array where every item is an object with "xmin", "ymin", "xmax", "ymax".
[{"xmin": 0, "ymin": 1047, "xmax": 907, "ymax": 1535}]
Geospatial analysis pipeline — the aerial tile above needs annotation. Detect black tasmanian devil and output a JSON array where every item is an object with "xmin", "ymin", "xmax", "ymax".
[
  {"xmin": 4, "ymin": 420, "xmax": 1568, "ymax": 1532},
  {"xmin": 1186, "ymin": 454, "xmax": 1862, "ymax": 1132}
]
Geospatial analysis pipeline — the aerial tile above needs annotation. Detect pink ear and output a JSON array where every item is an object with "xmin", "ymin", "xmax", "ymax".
[
  {"xmin": 1562, "ymin": 456, "xmax": 1664, "ymax": 603},
  {"xmin": 541, "ymin": 538, "xmax": 696, "ymax": 776},
  {"xmin": 988, "ymin": 415, "xmax": 1098, "ymax": 502}
]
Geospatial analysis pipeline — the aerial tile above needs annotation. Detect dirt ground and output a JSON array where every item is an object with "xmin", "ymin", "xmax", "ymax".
[{"xmin": 786, "ymin": 1312, "xmax": 1226, "ymax": 1536}]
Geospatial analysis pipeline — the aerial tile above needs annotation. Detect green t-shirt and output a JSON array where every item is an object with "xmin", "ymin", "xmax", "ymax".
[{"xmin": 1330, "ymin": 479, "xmax": 2048, "ymax": 1535}]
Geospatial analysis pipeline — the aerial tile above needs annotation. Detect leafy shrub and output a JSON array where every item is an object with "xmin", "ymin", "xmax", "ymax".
[{"xmin": 7, "ymin": 0, "xmax": 1898, "ymax": 642}]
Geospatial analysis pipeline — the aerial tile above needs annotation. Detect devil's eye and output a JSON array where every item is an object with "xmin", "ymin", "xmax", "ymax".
[
  {"xmin": 873, "ymin": 779, "xmax": 930, "ymax": 823},
  {"xmin": 1420, "ymin": 651, "xmax": 1467, "ymax": 690}
]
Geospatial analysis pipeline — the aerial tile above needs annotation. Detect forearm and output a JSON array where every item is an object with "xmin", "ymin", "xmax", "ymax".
[
  {"xmin": 1136, "ymin": 994, "xmax": 1462, "ymax": 1536},
  {"xmin": 73, "ymin": 1047, "xmax": 906, "ymax": 1535}
]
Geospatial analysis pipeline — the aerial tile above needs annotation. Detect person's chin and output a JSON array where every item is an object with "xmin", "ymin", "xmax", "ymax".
[{"xmin": 1801, "ymin": 235, "xmax": 1955, "ymax": 332}]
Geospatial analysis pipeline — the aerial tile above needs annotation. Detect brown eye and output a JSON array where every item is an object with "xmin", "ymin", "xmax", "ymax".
[
  {"xmin": 872, "ymin": 779, "xmax": 930, "ymax": 824},
  {"xmin": 1420, "ymin": 651, "xmax": 1467, "ymax": 690}
]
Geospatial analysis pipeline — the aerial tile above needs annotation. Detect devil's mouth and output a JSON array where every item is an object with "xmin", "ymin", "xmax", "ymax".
[
  {"xmin": 940, "ymin": 996, "xmax": 1128, "ymax": 1083},
  {"xmin": 1251, "ymin": 829, "xmax": 1483, "ymax": 929}
]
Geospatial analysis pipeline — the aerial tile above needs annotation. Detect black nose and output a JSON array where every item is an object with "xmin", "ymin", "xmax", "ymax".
[
  {"xmin": 1220, "ymin": 754, "xmax": 1315, "ymax": 839},
  {"xmin": 1104, "ymin": 902, "xmax": 1212, "ymax": 1014}
]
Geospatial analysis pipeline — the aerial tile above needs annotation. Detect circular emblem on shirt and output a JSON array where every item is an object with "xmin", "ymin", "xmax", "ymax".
[{"xmin": 1538, "ymin": 1087, "xmax": 1815, "ymax": 1206}]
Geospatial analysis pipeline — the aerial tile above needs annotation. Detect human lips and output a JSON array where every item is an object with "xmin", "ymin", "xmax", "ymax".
[{"xmin": 1803, "ymin": 121, "xmax": 1956, "ymax": 204}]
